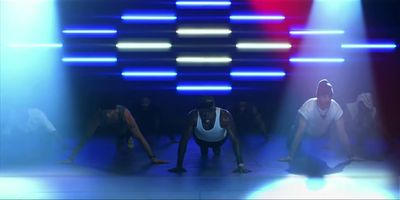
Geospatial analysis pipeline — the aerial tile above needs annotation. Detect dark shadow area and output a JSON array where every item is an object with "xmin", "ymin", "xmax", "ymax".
[
  {"xmin": 107, "ymin": 152, "xmax": 136, "ymax": 175},
  {"xmin": 287, "ymin": 153, "xmax": 352, "ymax": 177},
  {"xmin": 194, "ymin": 154, "xmax": 229, "ymax": 177}
]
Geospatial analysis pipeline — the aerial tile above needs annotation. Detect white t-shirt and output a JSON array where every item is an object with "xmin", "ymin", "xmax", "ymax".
[
  {"xmin": 346, "ymin": 93, "xmax": 376, "ymax": 121},
  {"xmin": 298, "ymin": 98, "xmax": 343, "ymax": 136}
]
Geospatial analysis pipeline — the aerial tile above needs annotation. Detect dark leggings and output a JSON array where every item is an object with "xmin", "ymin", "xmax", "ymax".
[{"xmin": 194, "ymin": 136, "xmax": 227, "ymax": 156}]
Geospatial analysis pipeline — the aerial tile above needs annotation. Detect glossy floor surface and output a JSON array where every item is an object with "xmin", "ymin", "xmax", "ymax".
[{"xmin": 1, "ymin": 134, "xmax": 399, "ymax": 199}]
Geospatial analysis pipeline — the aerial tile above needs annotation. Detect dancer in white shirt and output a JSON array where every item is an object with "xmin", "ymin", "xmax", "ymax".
[{"xmin": 280, "ymin": 79, "xmax": 362, "ymax": 162}]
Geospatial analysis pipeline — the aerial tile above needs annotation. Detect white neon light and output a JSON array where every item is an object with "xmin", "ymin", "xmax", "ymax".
[
  {"xmin": 176, "ymin": 56, "xmax": 232, "ymax": 63},
  {"xmin": 121, "ymin": 72, "xmax": 177, "ymax": 77},
  {"xmin": 116, "ymin": 42, "xmax": 172, "ymax": 49},
  {"xmin": 177, "ymin": 28, "xmax": 232, "ymax": 36}
]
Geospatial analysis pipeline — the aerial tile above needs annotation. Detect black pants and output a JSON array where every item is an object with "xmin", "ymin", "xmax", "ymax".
[{"xmin": 194, "ymin": 136, "xmax": 227, "ymax": 156}]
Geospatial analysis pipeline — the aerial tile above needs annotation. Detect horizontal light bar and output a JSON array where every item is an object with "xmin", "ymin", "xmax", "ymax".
[
  {"xmin": 236, "ymin": 43, "xmax": 292, "ymax": 49},
  {"xmin": 176, "ymin": 85, "xmax": 232, "ymax": 91},
  {"xmin": 121, "ymin": 15, "xmax": 177, "ymax": 21},
  {"xmin": 230, "ymin": 71, "xmax": 286, "ymax": 77},
  {"xmin": 121, "ymin": 71, "xmax": 177, "ymax": 77},
  {"xmin": 290, "ymin": 58, "xmax": 345, "ymax": 63},
  {"xmin": 62, "ymin": 57, "xmax": 117, "ymax": 62},
  {"xmin": 8, "ymin": 43, "xmax": 63, "ymax": 48},
  {"xmin": 177, "ymin": 28, "xmax": 232, "ymax": 36},
  {"xmin": 176, "ymin": 1, "xmax": 231, "ymax": 6},
  {"xmin": 230, "ymin": 15, "xmax": 285, "ymax": 21},
  {"xmin": 176, "ymin": 56, "xmax": 232, "ymax": 63},
  {"xmin": 62, "ymin": 29, "xmax": 117, "ymax": 34},
  {"xmin": 290, "ymin": 30, "xmax": 345, "ymax": 35},
  {"xmin": 341, "ymin": 43, "xmax": 397, "ymax": 49},
  {"xmin": 116, "ymin": 42, "xmax": 172, "ymax": 49}
]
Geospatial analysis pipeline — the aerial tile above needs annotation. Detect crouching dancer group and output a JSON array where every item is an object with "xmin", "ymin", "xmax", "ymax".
[{"xmin": 62, "ymin": 79, "xmax": 364, "ymax": 174}]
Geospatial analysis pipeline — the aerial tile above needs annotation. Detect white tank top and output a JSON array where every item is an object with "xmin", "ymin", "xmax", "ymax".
[{"xmin": 194, "ymin": 107, "xmax": 227, "ymax": 142}]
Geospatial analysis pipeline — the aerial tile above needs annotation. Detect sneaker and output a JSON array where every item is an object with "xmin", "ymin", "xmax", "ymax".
[{"xmin": 127, "ymin": 137, "xmax": 134, "ymax": 149}]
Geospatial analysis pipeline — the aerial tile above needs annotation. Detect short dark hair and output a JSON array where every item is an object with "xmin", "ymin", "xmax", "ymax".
[
  {"xmin": 316, "ymin": 79, "xmax": 334, "ymax": 97},
  {"xmin": 198, "ymin": 96, "xmax": 215, "ymax": 110}
]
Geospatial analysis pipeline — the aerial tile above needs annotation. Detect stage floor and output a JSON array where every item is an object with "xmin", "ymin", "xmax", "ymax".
[{"xmin": 0, "ymin": 134, "xmax": 399, "ymax": 199}]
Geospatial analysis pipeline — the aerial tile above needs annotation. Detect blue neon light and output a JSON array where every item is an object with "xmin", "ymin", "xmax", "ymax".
[
  {"xmin": 230, "ymin": 71, "xmax": 286, "ymax": 77},
  {"xmin": 341, "ymin": 43, "xmax": 397, "ymax": 49},
  {"xmin": 176, "ymin": 1, "xmax": 231, "ymax": 8},
  {"xmin": 230, "ymin": 15, "xmax": 285, "ymax": 21},
  {"xmin": 121, "ymin": 71, "xmax": 177, "ymax": 77},
  {"xmin": 121, "ymin": 15, "xmax": 177, "ymax": 21},
  {"xmin": 176, "ymin": 85, "xmax": 232, "ymax": 91}
]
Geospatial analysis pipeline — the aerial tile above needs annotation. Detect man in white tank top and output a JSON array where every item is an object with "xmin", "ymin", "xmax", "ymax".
[
  {"xmin": 280, "ymin": 79, "xmax": 362, "ymax": 162},
  {"xmin": 169, "ymin": 96, "xmax": 250, "ymax": 174}
]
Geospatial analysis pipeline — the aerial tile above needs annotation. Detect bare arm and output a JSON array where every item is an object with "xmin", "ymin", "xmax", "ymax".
[
  {"xmin": 177, "ymin": 111, "xmax": 196, "ymax": 168},
  {"xmin": 124, "ymin": 109, "xmax": 165, "ymax": 163},
  {"xmin": 223, "ymin": 110, "xmax": 251, "ymax": 173},
  {"xmin": 223, "ymin": 110, "xmax": 243, "ymax": 165},
  {"xmin": 279, "ymin": 115, "xmax": 307, "ymax": 162},
  {"xmin": 64, "ymin": 111, "xmax": 100, "ymax": 162},
  {"xmin": 289, "ymin": 115, "xmax": 307, "ymax": 158},
  {"xmin": 335, "ymin": 116, "xmax": 354, "ymax": 158},
  {"xmin": 168, "ymin": 111, "xmax": 196, "ymax": 173}
]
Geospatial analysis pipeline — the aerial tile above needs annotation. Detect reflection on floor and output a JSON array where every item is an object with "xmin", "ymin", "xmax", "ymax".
[{"xmin": 0, "ymin": 134, "xmax": 398, "ymax": 199}]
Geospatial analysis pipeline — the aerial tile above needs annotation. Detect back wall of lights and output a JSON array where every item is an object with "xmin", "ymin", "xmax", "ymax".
[{"xmin": 45, "ymin": 0, "xmax": 397, "ymax": 95}]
